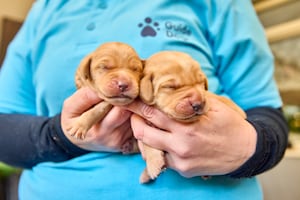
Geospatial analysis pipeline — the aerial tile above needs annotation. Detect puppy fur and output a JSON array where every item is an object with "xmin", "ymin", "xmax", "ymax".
[
  {"xmin": 67, "ymin": 42, "xmax": 143, "ymax": 153},
  {"xmin": 139, "ymin": 51, "xmax": 246, "ymax": 183}
]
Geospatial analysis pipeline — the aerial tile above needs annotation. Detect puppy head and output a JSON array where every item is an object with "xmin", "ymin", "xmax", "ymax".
[
  {"xmin": 140, "ymin": 51, "xmax": 208, "ymax": 122},
  {"xmin": 76, "ymin": 42, "xmax": 143, "ymax": 105}
]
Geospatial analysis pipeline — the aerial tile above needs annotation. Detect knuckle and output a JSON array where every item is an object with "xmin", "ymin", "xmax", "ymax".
[
  {"xmin": 141, "ymin": 104, "xmax": 155, "ymax": 119},
  {"xmin": 174, "ymin": 162, "xmax": 192, "ymax": 175},
  {"xmin": 63, "ymin": 94, "xmax": 72, "ymax": 104},
  {"xmin": 176, "ymin": 145, "xmax": 192, "ymax": 158},
  {"xmin": 62, "ymin": 97, "xmax": 71, "ymax": 109},
  {"xmin": 133, "ymin": 125, "xmax": 145, "ymax": 141}
]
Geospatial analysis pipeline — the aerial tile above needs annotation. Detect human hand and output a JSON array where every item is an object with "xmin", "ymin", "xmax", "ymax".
[
  {"xmin": 61, "ymin": 87, "xmax": 134, "ymax": 152},
  {"xmin": 126, "ymin": 96, "xmax": 257, "ymax": 178}
]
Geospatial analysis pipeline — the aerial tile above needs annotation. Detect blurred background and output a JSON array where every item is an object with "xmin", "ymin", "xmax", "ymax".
[
  {"xmin": 0, "ymin": 0, "xmax": 299, "ymax": 199},
  {"xmin": 253, "ymin": 1, "xmax": 300, "ymax": 200}
]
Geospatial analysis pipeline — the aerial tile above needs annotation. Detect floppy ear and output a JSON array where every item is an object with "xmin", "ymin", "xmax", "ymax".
[
  {"xmin": 139, "ymin": 73, "xmax": 155, "ymax": 105},
  {"xmin": 75, "ymin": 54, "xmax": 93, "ymax": 88},
  {"xmin": 204, "ymin": 77, "xmax": 208, "ymax": 90},
  {"xmin": 141, "ymin": 59, "xmax": 146, "ymax": 68},
  {"xmin": 194, "ymin": 60, "xmax": 208, "ymax": 90},
  {"xmin": 198, "ymin": 71, "xmax": 208, "ymax": 90}
]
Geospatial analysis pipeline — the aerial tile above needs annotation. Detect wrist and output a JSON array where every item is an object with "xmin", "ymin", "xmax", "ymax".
[
  {"xmin": 227, "ymin": 107, "xmax": 289, "ymax": 178},
  {"xmin": 52, "ymin": 114, "xmax": 90, "ymax": 157},
  {"xmin": 226, "ymin": 120, "xmax": 257, "ymax": 174}
]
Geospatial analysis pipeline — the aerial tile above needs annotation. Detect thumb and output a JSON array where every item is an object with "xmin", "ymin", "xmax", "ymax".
[
  {"xmin": 130, "ymin": 114, "xmax": 170, "ymax": 152},
  {"xmin": 63, "ymin": 87, "xmax": 102, "ymax": 115}
]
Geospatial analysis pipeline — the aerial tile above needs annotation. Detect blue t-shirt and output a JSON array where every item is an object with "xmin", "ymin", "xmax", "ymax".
[{"xmin": 0, "ymin": 0, "xmax": 281, "ymax": 199}]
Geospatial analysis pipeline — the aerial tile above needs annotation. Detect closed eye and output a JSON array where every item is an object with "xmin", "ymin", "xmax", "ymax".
[
  {"xmin": 161, "ymin": 84, "xmax": 180, "ymax": 90},
  {"xmin": 130, "ymin": 66, "xmax": 142, "ymax": 73},
  {"xmin": 98, "ymin": 64, "xmax": 114, "ymax": 70}
]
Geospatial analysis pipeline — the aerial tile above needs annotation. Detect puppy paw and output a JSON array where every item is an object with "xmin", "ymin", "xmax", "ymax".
[
  {"xmin": 146, "ymin": 150, "xmax": 166, "ymax": 181},
  {"xmin": 201, "ymin": 175, "xmax": 211, "ymax": 180},
  {"xmin": 121, "ymin": 138, "xmax": 139, "ymax": 154},
  {"xmin": 66, "ymin": 121, "xmax": 88, "ymax": 140},
  {"xmin": 139, "ymin": 169, "xmax": 152, "ymax": 184}
]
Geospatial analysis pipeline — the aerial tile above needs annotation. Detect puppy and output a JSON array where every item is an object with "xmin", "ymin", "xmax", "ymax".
[
  {"xmin": 139, "ymin": 51, "xmax": 246, "ymax": 183},
  {"xmin": 67, "ymin": 42, "xmax": 143, "ymax": 153}
]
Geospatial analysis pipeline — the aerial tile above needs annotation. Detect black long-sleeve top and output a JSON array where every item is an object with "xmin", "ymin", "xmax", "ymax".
[{"xmin": 0, "ymin": 106, "xmax": 289, "ymax": 178}]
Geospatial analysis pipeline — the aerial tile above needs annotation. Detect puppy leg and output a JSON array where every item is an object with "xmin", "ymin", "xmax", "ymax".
[
  {"xmin": 206, "ymin": 91, "xmax": 246, "ymax": 118},
  {"xmin": 67, "ymin": 101, "xmax": 113, "ymax": 139},
  {"xmin": 140, "ymin": 144, "xmax": 166, "ymax": 184},
  {"xmin": 201, "ymin": 175, "xmax": 211, "ymax": 180},
  {"xmin": 140, "ymin": 168, "xmax": 152, "ymax": 184},
  {"xmin": 121, "ymin": 137, "xmax": 139, "ymax": 154}
]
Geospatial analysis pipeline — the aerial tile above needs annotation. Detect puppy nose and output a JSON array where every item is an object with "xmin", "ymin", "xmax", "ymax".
[
  {"xmin": 192, "ymin": 102, "xmax": 205, "ymax": 113},
  {"xmin": 118, "ymin": 82, "xmax": 129, "ymax": 92}
]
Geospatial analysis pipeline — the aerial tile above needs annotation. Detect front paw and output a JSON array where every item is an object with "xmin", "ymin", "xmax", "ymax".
[
  {"xmin": 201, "ymin": 175, "xmax": 211, "ymax": 180},
  {"xmin": 121, "ymin": 138, "xmax": 139, "ymax": 154},
  {"xmin": 66, "ymin": 121, "xmax": 89, "ymax": 140},
  {"xmin": 139, "ymin": 169, "xmax": 151, "ymax": 184},
  {"xmin": 146, "ymin": 150, "xmax": 166, "ymax": 181}
]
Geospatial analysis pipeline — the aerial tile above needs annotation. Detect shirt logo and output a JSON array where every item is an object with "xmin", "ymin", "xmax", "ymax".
[
  {"xmin": 165, "ymin": 21, "xmax": 191, "ymax": 41},
  {"xmin": 138, "ymin": 17, "xmax": 160, "ymax": 37},
  {"xmin": 138, "ymin": 17, "xmax": 191, "ymax": 41}
]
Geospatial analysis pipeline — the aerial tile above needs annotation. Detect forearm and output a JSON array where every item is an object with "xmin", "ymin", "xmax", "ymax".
[
  {"xmin": 0, "ymin": 114, "xmax": 89, "ymax": 168},
  {"xmin": 227, "ymin": 107, "xmax": 289, "ymax": 178}
]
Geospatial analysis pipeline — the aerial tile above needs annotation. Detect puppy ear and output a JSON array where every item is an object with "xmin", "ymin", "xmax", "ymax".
[
  {"xmin": 140, "ymin": 74, "xmax": 155, "ymax": 105},
  {"xmin": 198, "ymin": 71, "xmax": 208, "ymax": 90},
  {"xmin": 76, "ymin": 54, "xmax": 93, "ymax": 87},
  {"xmin": 204, "ymin": 78, "xmax": 208, "ymax": 90},
  {"xmin": 194, "ymin": 60, "xmax": 208, "ymax": 90},
  {"xmin": 141, "ymin": 59, "xmax": 146, "ymax": 67}
]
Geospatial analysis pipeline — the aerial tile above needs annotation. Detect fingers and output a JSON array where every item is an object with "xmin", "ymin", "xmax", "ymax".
[
  {"xmin": 137, "ymin": 140, "xmax": 145, "ymax": 159},
  {"xmin": 100, "ymin": 106, "xmax": 132, "ymax": 130},
  {"xmin": 126, "ymin": 100, "xmax": 174, "ymax": 131},
  {"xmin": 101, "ymin": 119, "xmax": 134, "ymax": 152},
  {"xmin": 130, "ymin": 114, "xmax": 171, "ymax": 152},
  {"xmin": 63, "ymin": 87, "xmax": 102, "ymax": 115}
]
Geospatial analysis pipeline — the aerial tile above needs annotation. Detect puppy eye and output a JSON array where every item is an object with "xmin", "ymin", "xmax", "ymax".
[
  {"xmin": 99, "ymin": 64, "xmax": 113, "ymax": 70},
  {"xmin": 130, "ymin": 65, "xmax": 142, "ymax": 73},
  {"xmin": 131, "ymin": 66, "xmax": 139, "ymax": 72},
  {"xmin": 161, "ymin": 84, "xmax": 178, "ymax": 90}
]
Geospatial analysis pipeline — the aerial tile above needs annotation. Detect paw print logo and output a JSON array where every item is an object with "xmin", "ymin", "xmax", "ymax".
[{"xmin": 138, "ymin": 17, "xmax": 160, "ymax": 37}]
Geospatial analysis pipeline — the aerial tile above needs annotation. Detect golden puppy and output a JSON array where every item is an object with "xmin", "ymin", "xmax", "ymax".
[
  {"xmin": 139, "ymin": 51, "xmax": 246, "ymax": 183},
  {"xmin": 67, "ymin": 42, "xmax": 143, "ymax": 153}
]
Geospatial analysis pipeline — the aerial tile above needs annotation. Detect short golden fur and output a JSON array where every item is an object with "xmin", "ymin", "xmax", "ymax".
[
  {"xmin": 67, "ymin": 42, "xmax": 143, "ymax": 153},
  {"xmin": 139, "ymin": 51, "xmax": 246, "ymax": 183}
]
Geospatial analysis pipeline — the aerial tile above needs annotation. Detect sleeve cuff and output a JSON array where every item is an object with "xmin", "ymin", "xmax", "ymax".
[
  {"xmin": 227, "ymin": 119, "xmax": 268, "ymax": 178},
  {"xmin": 227, "ymin": 107, "xmax": 289, "ymax": 178},
  {"xmin": 50, "ymin": 114, "xmax": 90, "ymax": 158}
]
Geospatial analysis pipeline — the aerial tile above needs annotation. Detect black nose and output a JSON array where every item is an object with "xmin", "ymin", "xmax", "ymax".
[
  {"xmin": 118, "ymin": 83, "xmax": 128, "ymax": 92},
  {"xmin": 192, "ymin": 102, "xmax": 205, "ymax": 112}
]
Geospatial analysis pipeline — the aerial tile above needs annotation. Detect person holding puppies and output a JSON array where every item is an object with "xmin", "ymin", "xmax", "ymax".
[{"xmin": 0, "ymin": 1, "xmax": 288, "ymax": 200}]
